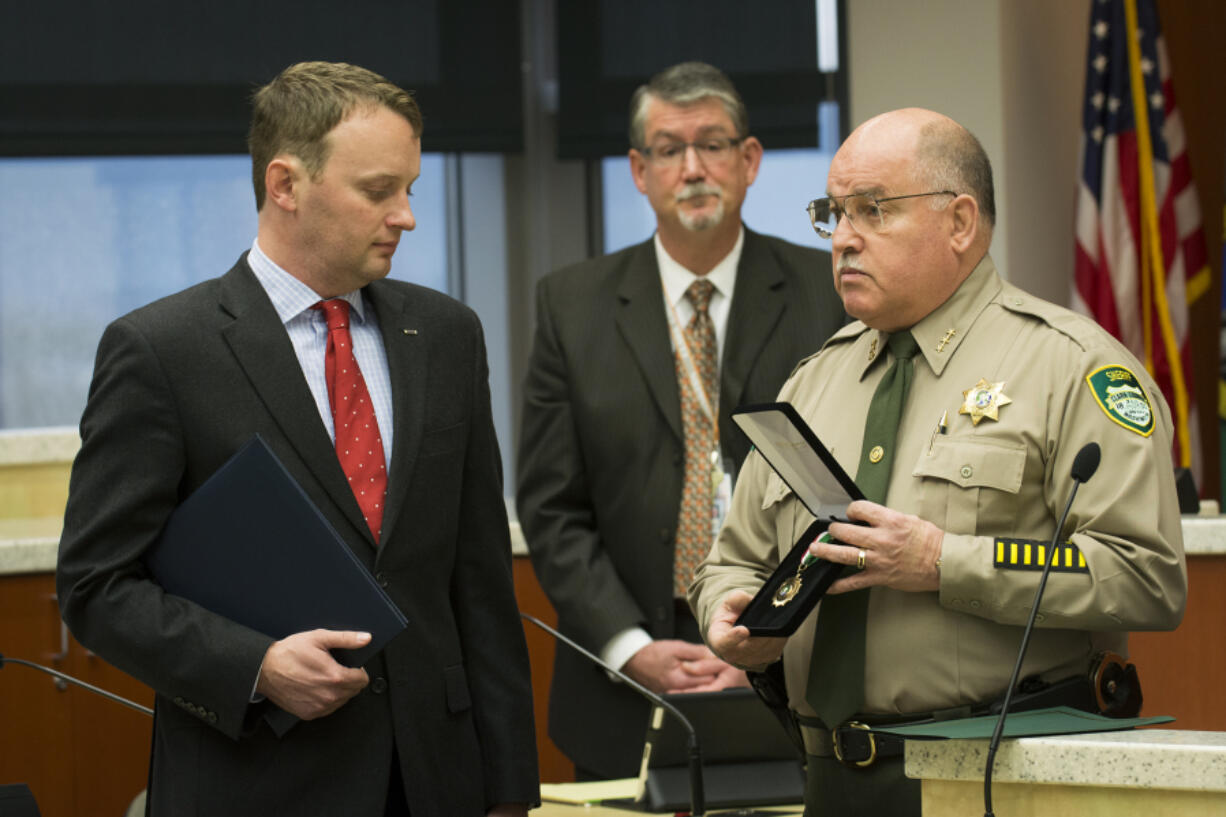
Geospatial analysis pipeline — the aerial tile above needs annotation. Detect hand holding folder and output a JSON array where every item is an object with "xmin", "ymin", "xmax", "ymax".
[
  {"xmin": 143, "ymin": 435, "xmax": 408, "ymax": 727},
  {"xmin": 255, "ymin": 628, "xmax": 377, "ymax": 721}
]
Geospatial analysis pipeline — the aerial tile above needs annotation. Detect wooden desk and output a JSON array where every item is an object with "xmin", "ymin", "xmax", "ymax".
[
  {"xmin": 537, "ymin": 802, "xmax": 802, "ymax": 816},
  {"xmin": 5, "ymin": 425, "xmax": 1226, "ymax": 810}
]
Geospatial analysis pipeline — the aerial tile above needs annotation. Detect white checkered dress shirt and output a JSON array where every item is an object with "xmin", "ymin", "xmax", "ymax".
[{"xmin": 246, "ymin": 240, "xmax": 394, "ymax": 471}]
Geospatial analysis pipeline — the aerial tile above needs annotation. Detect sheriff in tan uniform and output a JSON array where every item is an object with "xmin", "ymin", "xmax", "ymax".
[
  {"xmin": 692, "ymin": 252, "xmax": 1186, "ymax": 712},
  {"xmin": 690, "ymin": 108, "xmax": 1187, "ymax": 817}
]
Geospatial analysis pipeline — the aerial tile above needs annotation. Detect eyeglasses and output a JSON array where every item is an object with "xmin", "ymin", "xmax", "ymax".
[
  {"xmin": 639, "ymin": 137, "xmax": 745, "ymax": 168},
  {"xmin": 806, "ymin": 191, "xmax": 957, "ymax": 238}
]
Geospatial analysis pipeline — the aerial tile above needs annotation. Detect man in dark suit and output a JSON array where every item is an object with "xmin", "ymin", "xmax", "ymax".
[
  {"xmin": 516, "ymin": 61, "xmax": 845, "ymax": 779},
  {"xmin": 56, "ymin": 61, "xmax": 537, "ymax": 817}
]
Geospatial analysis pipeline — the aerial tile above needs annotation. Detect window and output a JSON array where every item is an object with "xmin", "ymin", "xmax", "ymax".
[{"xmin": 0, "ymin": 153, "xmax": 447, "ymax": 429}]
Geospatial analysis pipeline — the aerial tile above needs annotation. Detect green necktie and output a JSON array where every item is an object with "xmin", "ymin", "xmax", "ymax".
[{"xmin": 806, "ymin": 331, "xmax": 920, "ymax": 727}]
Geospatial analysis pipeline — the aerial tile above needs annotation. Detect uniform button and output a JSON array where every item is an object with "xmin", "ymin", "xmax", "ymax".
[
  {"xmin": 1035, "ymin": 613, "xmax": 1045, "ymax": 623},
  {"xmin": 969, "ymin": 600, "xmax": 981, "ymax": 609},
  {"xmin": 375, "ymin": 571, "xmax": 389, "ymax": 588},
  {"xmin": 207, "ymin": 712, "xmax": 218, "ymax": 724},
  {"xmin": 1012, "ymin": 297, "xmax": 1024, "ymax": 306},
  {"xmin": 950, "ymin": 599, "xmax": 962, "ymax": 606},
  {"xmin": 960, "ymin": 465, "xmax": 974, "ymax": 479},
  {"xmin": 173, "ymin": 696, "xmax": 184, "ymax": 706},
  {"xmin": 370, "ymin": 677, "xmax": 387, "ymax": 694},
  {"xmin": 869, "ymin": 445, "xmax": 884, "ymax": 463}
]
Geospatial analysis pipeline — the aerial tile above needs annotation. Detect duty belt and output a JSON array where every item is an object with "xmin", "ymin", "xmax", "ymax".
[
  {"xmin": 794, "ymin": 668, "xmax": 1128, "ymax": 768},
  {"xmin": 796, "ymin": 715, "xmax": 933, "ymax": 767}
]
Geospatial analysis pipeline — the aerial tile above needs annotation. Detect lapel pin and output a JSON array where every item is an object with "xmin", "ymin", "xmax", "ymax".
[
  {"xmin": 936, "ymin": 328, "xmax": 957, "ymax": 353},
  {"xmin": 403, "ymin": 329, "xmax": 418, "ymax": 335}
]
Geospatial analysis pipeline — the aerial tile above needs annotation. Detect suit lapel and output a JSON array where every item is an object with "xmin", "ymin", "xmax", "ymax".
[
  {"xmin": 614, "ymin": 241, "xmax": 683, "ymax": 443},
  {"xmin": 218, "ymin": 261, "xmax": 375, "ymax": 546},
  {"xmin": 721, "ymin": 229, "xmax": 787, "ymax": 414},
  {"xmin": 365, "ymin": 280, "xmax": 423, "ymax": 546}
]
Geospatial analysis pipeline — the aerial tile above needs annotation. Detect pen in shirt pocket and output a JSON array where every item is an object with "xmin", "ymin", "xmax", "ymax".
[{"xmin": 928, "ymin": 409, "xmax": 949, "ymax": 453}]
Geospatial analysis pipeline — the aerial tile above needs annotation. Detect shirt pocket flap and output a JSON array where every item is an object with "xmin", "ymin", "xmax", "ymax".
[
  {"xmin": 913, "ymin": 437, "xmax": 1027, "ymax": 494},
  {"xmin": 761, "ymin": 471, "xmax": 795, "ymax": 510}
]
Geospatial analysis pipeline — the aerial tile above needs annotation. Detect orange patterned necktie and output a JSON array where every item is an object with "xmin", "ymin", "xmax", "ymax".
[
  {"xmin": 313, "ymin": 299, "xmax": 388, "ymax": 542},
  {"xmin": 673, "ymin": 278, "xmax": 718, "ymax": 595}
]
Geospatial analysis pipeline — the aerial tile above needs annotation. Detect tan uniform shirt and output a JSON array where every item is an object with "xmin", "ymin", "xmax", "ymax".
[{"xmin": 690, "ymin": 255, "xmax": 1187, "ymax": 719}]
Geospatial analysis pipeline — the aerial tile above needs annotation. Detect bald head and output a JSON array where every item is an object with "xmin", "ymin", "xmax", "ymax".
[{"xmin": 848, "ymin": 108, "xmax": 995, "ymax": 234}]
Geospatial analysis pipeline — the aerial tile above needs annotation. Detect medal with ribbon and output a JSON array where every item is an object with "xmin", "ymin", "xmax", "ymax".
[{"xmin": 773, "ymin": 531, "xmax": 833, "ymax": 607}]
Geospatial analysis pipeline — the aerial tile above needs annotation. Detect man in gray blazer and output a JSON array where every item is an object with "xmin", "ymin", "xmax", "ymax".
[
  {"xmin": 516, "ymin": 62, "xmax": 845, "ymax": 779},
  {"xmin": 56, "ymin": 61, "xmax": 537, "ymax": 816}
]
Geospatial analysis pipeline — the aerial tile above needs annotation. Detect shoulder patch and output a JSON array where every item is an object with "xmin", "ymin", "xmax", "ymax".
[
  {"xmin": 1085, "ymin": 365, "xmax": 1155, "ymax": 437},
  {"xmin": 994, "ymin": 538, "xmax": 1088, "ymax": 574}
]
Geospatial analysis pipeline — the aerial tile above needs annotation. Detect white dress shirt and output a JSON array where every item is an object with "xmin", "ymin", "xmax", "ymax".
[{"xmin": 601, "ymin": 227, "xmax": 745, "ymax": 672}]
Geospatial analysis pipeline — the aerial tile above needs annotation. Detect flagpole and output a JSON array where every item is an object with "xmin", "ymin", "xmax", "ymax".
[{"xmin": 1123, "ymin": 0, "xmax": 1192, "ymax": 467}]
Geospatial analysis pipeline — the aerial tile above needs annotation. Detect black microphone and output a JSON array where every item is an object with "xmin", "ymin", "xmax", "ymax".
[
  {"xmin": 1069, "ymin": 443, "xmax": 1102, "ymax": 483},
  {"xmin": 519, "ymin": 613, "xmax": 705, "ymax": 817},
  {"xmin": 0, "ymin": 651, "xmax": 153, "ymax": 716},
  {"xmin": 983, "ymin": 442, "xmax": 1100, "ymax": 816}
]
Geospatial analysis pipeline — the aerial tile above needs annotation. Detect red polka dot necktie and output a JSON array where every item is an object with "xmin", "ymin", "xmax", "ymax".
[
  {"xmin": 673, "ymin": 278, "xmax": 719, "ymax": 596},
  {"xmin": 313, "ymin": 299, "xmax": 387, "ymax": 542}
]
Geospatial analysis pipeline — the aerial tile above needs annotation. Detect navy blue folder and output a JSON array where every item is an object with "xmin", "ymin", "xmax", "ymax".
[{"xmin": 144, "ymin": 435, "xmax": 408, "ymax": 668}]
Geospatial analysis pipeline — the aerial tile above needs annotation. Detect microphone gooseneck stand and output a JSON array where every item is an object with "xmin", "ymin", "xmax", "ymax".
[
  {"xmin": 0, "ymin": 652, "xmax": 153, "ymax": 716},
  {"xmin": 520, "ymin": 612, "xmax": 706, "ymax": 817},
  {"xmin": 983, "ymin": 442, "xmax": 1101, "ymax": 817}
]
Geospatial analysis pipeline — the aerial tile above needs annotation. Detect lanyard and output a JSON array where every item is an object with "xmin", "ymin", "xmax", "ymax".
[{"xmin": 661, "ymin": 281, "xmax": 719, "ymax": 438}]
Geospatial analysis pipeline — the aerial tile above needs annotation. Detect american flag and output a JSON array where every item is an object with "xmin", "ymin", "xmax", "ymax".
[{"xmin": 1072, "ymin": 0, "xmax": 1210, "ymax": 471}]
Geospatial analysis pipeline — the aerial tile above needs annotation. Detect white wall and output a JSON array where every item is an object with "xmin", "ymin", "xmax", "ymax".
[
  {"xmin": 998, "ymin": 0, "xmax": 1091, "ymax": 304},
  {"xmin": 846, "ymin": 0, "xmax": 1090, "ymax": 304}
]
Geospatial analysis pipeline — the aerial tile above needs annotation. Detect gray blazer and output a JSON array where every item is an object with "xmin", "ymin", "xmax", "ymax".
[
  {"xmin": 57, "ymin": 256, "xmax": 538, "ymax": 816},
  {"xmin": 516, "ymin": 228, "xmax": 844, "ymax": 777}
]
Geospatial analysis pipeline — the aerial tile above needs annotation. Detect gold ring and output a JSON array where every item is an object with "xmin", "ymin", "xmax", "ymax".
[{"xmin": 857, "ymin": 550, "xmax": 867, "ymax": 570}]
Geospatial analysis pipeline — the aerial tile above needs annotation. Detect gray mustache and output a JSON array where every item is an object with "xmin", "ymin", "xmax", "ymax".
[
  {"xmin": 675, "ymin": 183, "xmax": 720, "ymax": 203},
  {"xmin": 837, "ymin": 254, "xmax": 860, "ymax": 271}
]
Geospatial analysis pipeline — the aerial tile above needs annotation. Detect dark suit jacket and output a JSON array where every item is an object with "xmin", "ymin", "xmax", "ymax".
[
  {"xmin": 516, "ymin": 228, "xmax": 844, "ymax": 777},
  {"xmin": 56, "ymin": 256, "xmax": 538, "ymax": 816}
]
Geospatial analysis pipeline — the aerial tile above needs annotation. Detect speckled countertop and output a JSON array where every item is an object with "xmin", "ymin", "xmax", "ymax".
[
  {"xmin": 906, "ymin": 729, "xmax": 1226, "ymax": 791},
  {"xmin": 0, "ymin": 518, "xmax": 62, "ymax": 575},
  {"xmin": 0, "ymin": 426, "xmax": 1221, "ymax": 574},
  {"xmin": 0, "ymin": 426, "xmax": 80, "ymax": 466},
  {"xmin": 1178, "ymin": 516, "xmax": 1226, "ymax": 554},
  {"xmin": 0, "ymin": 514, "xmax": 529, "ymax": 576}
]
